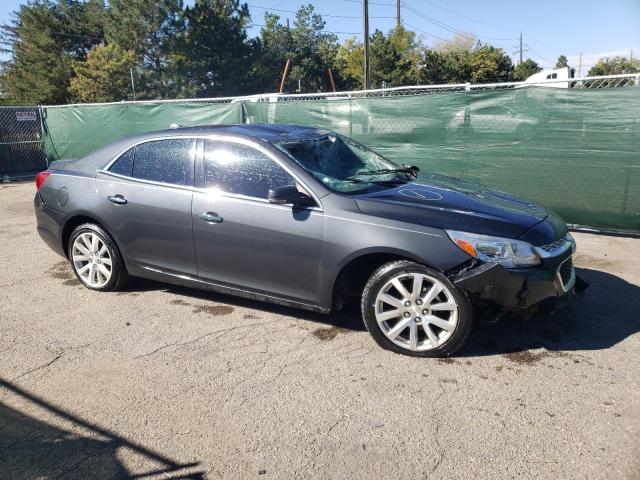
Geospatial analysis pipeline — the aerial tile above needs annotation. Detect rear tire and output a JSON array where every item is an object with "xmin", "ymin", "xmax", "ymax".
[
  {"xmin": 361, "ymin": 260, "xmax": 473, "ymax": 357},
  {"xmin": 67, "ymin": 223, "xmax": 128, "ymax": 291}
]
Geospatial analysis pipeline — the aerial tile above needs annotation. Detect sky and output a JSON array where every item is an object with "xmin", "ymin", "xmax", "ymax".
[{"xmin": 1, "ymin": 0, "xmax": 639, "ymax": 73}]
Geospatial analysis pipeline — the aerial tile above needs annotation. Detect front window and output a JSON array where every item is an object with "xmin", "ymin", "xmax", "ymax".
[
  {"xmin": 276, "ymin": 133, "xmax": 412, "ymax": 193},
  {"xmin": 204, "ymin": 140, "xmax": 295, "ymax": 199}
]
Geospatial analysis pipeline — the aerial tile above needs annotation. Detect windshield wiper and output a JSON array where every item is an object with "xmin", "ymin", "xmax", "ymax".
[
  {"xmin": 345, "ymin": 165, "xmax": 419, "ymax": 181},
  {"xmin": 339, "ymin": 177, "xmax": 407, "ymax": 187}
]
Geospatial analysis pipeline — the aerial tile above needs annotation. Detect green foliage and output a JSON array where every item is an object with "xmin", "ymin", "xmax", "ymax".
[
  {"xmin": 178, "ymin": 0, "xmax": 253, "ymax": 97},
  {"xmin": 556, "ymin": 55, "xmax": 568, "ymax": 68},
  {"xmin": 0, "ymin": 1, "xmax": 562, "ymax": 104},
  {"xmin": 469, "ymin": 45, "xmax": 513, "ymax": 83},
  {"xmin": 513, "ymin": 59, "xmax": 542, "ymax": 81},
  {"xmin": 419, "ymin": 48, "xmax": 471, "ymax": 84},
  {"xmin": 105, "ymin": 0, "xmax": 184, "ymax": 98},
  {"xmin": 419, "ymin": 42, "xmax": 513, "ymax": 84},
  {"xmin": 335, "ymin": 36, "xmax": 363, "ymax": 89},
  {"xmin": 588, "ymin": 56, "xmax": 640, "ymax": 76},
  {"xmin": 336, "ymin": 26, "xmax": 421, "ymax": 89},
  {"xmin": 371, "ymin": 26, "xmax": 420, "ymax": 88},
  {"xmin": 0, "ymin": 0, "xmax": 105, "ymax": 105},
  {"xmin": 68, "ymin": 43, "xmax": 136, "ymax": 102},
  {"xmin": 250, "ymin": 4, "xmax": 341, "ymax": 93}
]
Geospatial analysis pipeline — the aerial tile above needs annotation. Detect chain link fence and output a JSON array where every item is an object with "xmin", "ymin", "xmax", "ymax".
[
  {"xmin": 245, "ymin": 73, "xmax": 640, "ymax": 102},
  {"xmin": 1, "ymin": 73, "xmax": 638, "ymax": 232},
  {"xmin": 0, "ymin": 107, "xmax": 48, "ymax": 179}
]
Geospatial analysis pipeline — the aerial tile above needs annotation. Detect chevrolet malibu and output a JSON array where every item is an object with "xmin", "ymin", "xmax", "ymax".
[{"xmin": 34, "ymin": 124, "xmax": 583, "ymax": 357}]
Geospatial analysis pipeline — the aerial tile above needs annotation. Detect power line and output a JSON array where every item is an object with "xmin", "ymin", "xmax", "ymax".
[
  {"xmin": 404, "ymin": 22, "xmax": 448, "ymax": 43},
  {"xmin": 347, "ymin": 0, "xmax": 549, "ymax": 58},
  {"xmin": 344, "ymin": 0, "xmax": 396, "ymax": 6},
  {"xmin": 402, "ymin": 2, "xmax": 517, "ymax": 44},
  {"xmin": 247, "ymin": 4, "xmax": 394, "ymax": 19},
  {"xmin": 527, "ymin": 45, "xmax": 551, "ymax": 65},
  {"xmin": 250, "ymin": 23, "xmax": 361, "ymax": 35},
  {"xmin": 418, "ymin": 0, "xmax": 520, "ymax": 33}
]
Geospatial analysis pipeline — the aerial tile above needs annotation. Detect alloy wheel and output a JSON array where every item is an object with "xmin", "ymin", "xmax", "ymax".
[
  {"xmin": 71, "ymin": 232, "xmax": 113, "ymax": 288},
  {"xmin": 374, "ymin": 272, "xmax": 458, "ymax": 351}
]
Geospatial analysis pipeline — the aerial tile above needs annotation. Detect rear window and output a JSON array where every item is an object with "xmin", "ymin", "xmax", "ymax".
[
  {"xmin": 109, "ymin": 148, "xmax": 134, "ymax": 176},
  {"xmin": 108, "ymin": 139, "xmax": 196, "ymax": 186}
]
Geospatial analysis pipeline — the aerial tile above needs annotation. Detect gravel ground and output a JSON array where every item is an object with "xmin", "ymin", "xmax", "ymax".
[{"xmin": 1, "ymin": 181, "xmax": 639, "ymax": 479}]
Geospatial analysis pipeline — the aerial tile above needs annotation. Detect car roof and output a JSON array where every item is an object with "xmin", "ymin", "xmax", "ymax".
[
  {"xmin": 152, "ymin": 124, "xmax": 332, "ymax": 142},
  {"xmin": 65, "ymin": 124, "xmax": 332, "ymax": 173}
]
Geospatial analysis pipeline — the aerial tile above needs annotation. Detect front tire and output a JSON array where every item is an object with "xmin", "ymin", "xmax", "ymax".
[
  {"xmin": 68, "ymin": 223, "xmax": 128, "ymax": 291},
  {"xmin": 361, "ymin": 260, "xmax": 473, "ymax": 357}
]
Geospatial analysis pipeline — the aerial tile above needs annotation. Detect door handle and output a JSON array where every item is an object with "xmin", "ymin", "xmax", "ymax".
[
  {"xmin": 197, "ymin": 212, "xmax": 223, "ymax": 223},
  {"xmin": 108, "ymin": 194, "xmax": 127, "ymax": 205}
]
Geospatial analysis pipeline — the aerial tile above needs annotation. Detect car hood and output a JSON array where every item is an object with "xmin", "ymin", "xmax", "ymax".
[{"xmin": 354, "ymin": 173, "xmax": 551, "ymax": 241}]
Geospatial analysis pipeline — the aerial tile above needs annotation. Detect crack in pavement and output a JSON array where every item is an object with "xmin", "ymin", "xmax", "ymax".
[
  {"xmin": 426, "ymin": 381, "xmax": 447, "ymax": 478},
  {"xmin": 11, "ymin": 353, "xmax": 62, "ymax": 381},
  {"xmin": 133, "ymin": 320, "xmax": 279, "ymax": 359}
]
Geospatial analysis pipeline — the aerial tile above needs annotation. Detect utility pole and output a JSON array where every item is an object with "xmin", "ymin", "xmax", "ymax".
[
  {"xmin": 519, "ymin": 32, "xmax": 523, "ymax": 65},
  {"xmin": 578, "ymin": 52, "xmax": 583, "ymax": 78},
  {"xmin": 396, "ymin": 0, "xmax": 401, "ymax": 28},
  {"xmin": 363, "ymin": 0, "xmax": 370, "ymax": 89},
  {"xmin": 130, "ymin": 68, "xmax": 136, "ymax": 101}
]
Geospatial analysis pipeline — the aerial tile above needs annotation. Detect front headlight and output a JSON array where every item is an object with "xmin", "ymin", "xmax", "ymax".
[{"xmin": 446, "ymin": 230, "xmax": 541, "ymax": 268}]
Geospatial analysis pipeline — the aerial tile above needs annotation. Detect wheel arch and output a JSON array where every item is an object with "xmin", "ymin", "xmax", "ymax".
[
  {"xmin": 61, "ymin": 213, "xmax": 115, "ymax": 259},
  {"xmin": 329, "ymin": 247, "xmax": 439, "ymax": 311}
]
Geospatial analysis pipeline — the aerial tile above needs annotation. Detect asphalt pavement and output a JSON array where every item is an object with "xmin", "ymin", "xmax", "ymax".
[{"xmin": 1, "ymin": 181, "xmax": 639, "ymax": 479}]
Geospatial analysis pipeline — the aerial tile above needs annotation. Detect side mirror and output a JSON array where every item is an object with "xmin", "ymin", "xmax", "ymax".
[{"xmin": 268, "ymin": 185, "xmax": 315, "ymax": 207}]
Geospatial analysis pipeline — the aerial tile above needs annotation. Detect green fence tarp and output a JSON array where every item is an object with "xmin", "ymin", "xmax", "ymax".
[
  {"xmin": 41, "ymin": 88, "xmax": 639, "ymax": 231},
  {"xmin": 245, "ymin": 88, "xmax": 640, "ymax": 232},
  {"xmin": 42, "ymin": 101, "xmax": 243, "ymax": 161}
]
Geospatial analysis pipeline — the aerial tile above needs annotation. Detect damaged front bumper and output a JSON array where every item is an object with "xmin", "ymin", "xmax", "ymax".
[{"xmin": 452, "ymin": 249, "xmax": 587, "ymax": 314}]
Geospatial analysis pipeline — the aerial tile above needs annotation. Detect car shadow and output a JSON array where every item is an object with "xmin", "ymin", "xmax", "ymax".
[
  {"xmin": 0, "ymin": 379, "xmax": 204, "ymax": 479},
  {"xmin": 458, "ymin": 267, "xmax": 640, "ymax": 356},
  {"xmin": 125, "ymin": 267, "xmax": 638, "ymax": 354}
]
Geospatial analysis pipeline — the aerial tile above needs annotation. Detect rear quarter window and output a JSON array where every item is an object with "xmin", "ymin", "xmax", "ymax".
[
  {"xmin": 129, "ymin": 139, "xmax": 195, "ymax": 186},
  {"xmin": 108, "ymin": 148, "xmax": 134, "ymax": 176}
]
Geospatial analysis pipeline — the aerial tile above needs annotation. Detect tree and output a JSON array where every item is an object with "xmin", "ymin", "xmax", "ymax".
[
  {"xmin": 288, "ymin": 4, "xmax": 340, "ymax": 92},
  {"xmin": 376, "ymin": 26, "xmax": 421, "ymax": 87},
  {"xmin": 433, "ymin": 33, "xmax": 475, "ymax": 54},
  {"xmin": 178, "ymin": 0, "xmax": 253, "ymax": 97},
  {"xmin": 251, "ymin": 4, "xmax": 340, "ymax": 93},
  {"xmin": 556, "ymin": 55, "xmax": 568, "ymax": 69},
  {"xmin": 513, "ymin": 58, "xmax": 541, "ymax": 80},
  {"xmin": 249, "ymin": 13, "xmax": 294, "ymax": 93},
  {"xmin": 588, "ymin": 56, "xmax": 640, "ymax": 76},
  {"xmin": 68, "ymin": 43, "xmax": 136, "ymax": 102},
  {"xmin": 469, "ymin": 45, "xmax": 513, "ymax": 83},
  {"xmin": 335, "ymin": 26, "xmax": 421, "ymax": 90},
  {"xmin": 105, "ymin": 0, "xmax": 184, "ymax": 98},
  {"xmin": 0, "ymin": 0, "xmax": 106, "ymax": 105},
  {"xmin": 335, "ymin": 36, "xmax": 363, "ymax": 89}
]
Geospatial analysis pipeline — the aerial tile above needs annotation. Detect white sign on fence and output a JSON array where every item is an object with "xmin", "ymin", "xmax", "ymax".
[{"xmin": 16, "ymin": 111, "xmax": 37, "ymax": 122}]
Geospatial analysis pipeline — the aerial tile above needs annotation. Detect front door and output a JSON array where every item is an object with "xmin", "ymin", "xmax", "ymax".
[
  {"xmin": 96, "ymin": 137, "xmax": 197, "ymax": 276},
  {"xmin": 192, "ymin": 139, "xmax": 325, "ymax": 305}
]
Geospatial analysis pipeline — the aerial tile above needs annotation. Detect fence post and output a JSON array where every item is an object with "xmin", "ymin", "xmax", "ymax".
[
  {"xmin": 38, "ymin": 105, "xmax": 49, "ymax": 167},
  {"xmin": 635, "ymin": 74, "xmax": 640, "ymax": 86},
  {"xmin": 465, "ymin": 82, "xmax": 471, "ymax": 92}
]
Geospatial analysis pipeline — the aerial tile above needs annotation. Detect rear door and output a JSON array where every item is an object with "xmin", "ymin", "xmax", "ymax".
[
  {"xmin": 192, "ymin": 138, "xmax": 325, "ymax": 305},
  {"xmin": 95, "ymin": 137, "xmax": 197, "ymax": 276}
]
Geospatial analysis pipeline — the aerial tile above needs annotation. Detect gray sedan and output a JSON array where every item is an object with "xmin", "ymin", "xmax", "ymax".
[{"xmin": 35, "ymin": 124, "xmax": 582, "ymax": 356}]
